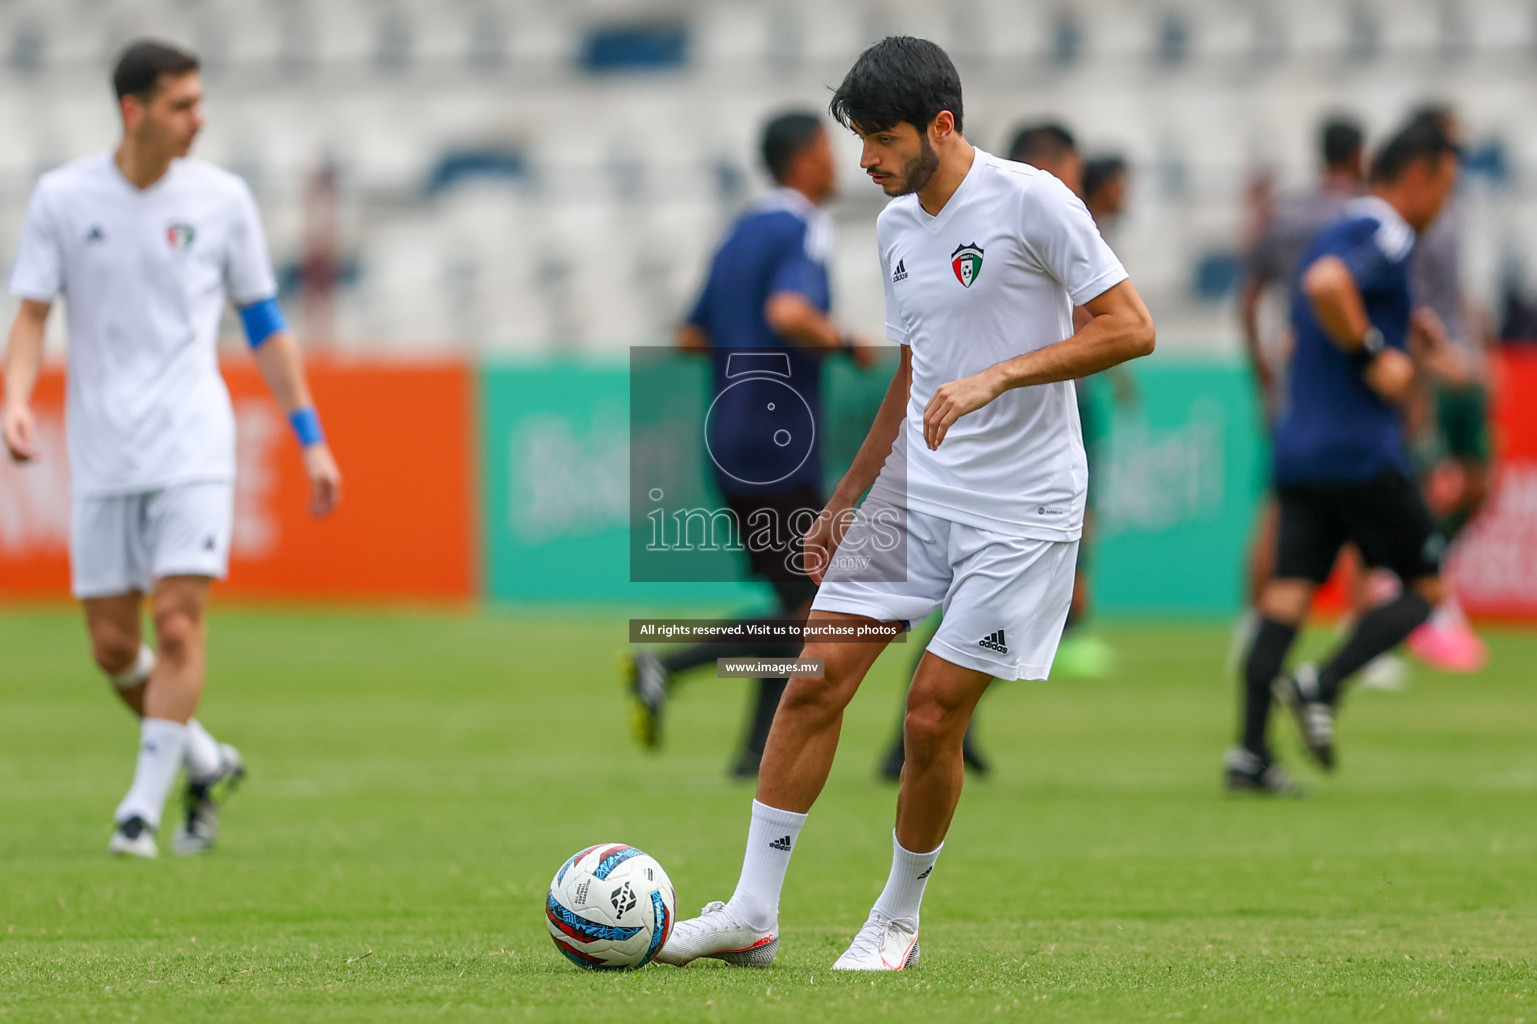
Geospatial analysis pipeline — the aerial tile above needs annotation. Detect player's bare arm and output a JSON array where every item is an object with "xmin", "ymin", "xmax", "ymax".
[
  {"xmin": 922, "ymin": 278, "xmax": 1154, "ymax": 450},
  {"xmin": 803, "ymin": 344, "xmax": 911, "ymax": 583},
  {"xmin": 676, "ymin": 323, "xmax": 709, "ymax": 353},
  {"xmin": 1, "ymin": 298, "xmax": 50, "ymax": 463},
  {"xmin": 764, "ymin": 292, "xmax": 878, "ymax": 367},
  {"xmin": 249, "ymin": 328, "xmax": 342, "ymax": 517},
  {"xmin": 1238, "ymin": 274, "xmax": 1271, "ymax": 388},
  {"xmin": 1408, "ymin": 306, "xmax": 1472, "ymax": 388},
  {"xmin": 1301, "ymin": 255, "xmax": 1414, "ymax": 402}
]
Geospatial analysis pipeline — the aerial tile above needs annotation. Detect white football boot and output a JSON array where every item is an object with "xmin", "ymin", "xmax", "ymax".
[
  {"xmin": 108, "ymin": 816, "xmax": 158, "ymax": 859},
  {"xmin": 832, "ymin": 910, "xmax": 920, "ymax": 971},
  {"xmin": 655, "ymin": 900, "xmax": 778, "ymax": 967}
]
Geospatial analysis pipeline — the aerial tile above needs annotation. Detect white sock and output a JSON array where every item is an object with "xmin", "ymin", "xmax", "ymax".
[
  {"xmin": 183, "ymin": 718, "xmax": 222, "ymax": 783},
  {"xmin": 871, "ymin": 831, "xmax": 943, "ymax": 927},
  {"xmin": 107, "ymin": 644, "xmax": 155, "ymax": 690},
  {"xmin": 114, "ymin": 718, "xmax": 188, "ymax": 829},
  {"xmin": 727, "ymin": 799, "xmax": 808, "ymax": 931}
]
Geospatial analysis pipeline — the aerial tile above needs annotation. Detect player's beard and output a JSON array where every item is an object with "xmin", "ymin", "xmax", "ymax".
[{"xmin": 891, "ymin": 134, "xmax": 940, "ymax": 196}]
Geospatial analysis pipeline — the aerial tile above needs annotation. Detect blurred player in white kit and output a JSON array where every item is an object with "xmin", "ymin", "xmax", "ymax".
[{"xmin": 2, "ymin": 40, "xmax": 342, "ymax": 857}]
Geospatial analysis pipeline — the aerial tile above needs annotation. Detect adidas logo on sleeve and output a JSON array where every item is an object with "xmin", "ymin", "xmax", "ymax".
[{"xmin": 978, "ymin": 630, "xmax": 1008, "ymax": 654}]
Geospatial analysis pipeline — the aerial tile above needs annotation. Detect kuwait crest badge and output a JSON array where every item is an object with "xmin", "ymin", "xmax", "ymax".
[
  {"xmin": 166, "ymin": 223, "xmax": 197, "ymax": 251},
  {"xmin": 951, "ymin": 243, "xmax": 983, "ymax": 288}
]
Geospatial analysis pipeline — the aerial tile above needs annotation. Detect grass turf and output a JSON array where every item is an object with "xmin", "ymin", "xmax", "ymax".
[{"xmin": 0, "ymin": 608, "xmax": 1533, "ymax": 1023}]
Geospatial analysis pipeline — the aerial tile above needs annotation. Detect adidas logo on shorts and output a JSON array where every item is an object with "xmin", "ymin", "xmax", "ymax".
[
  {"xmin": 768, "ymin": 835, "xmax": 793, "ymax": 852},
  {"xmin": 978, "ymin": 629, "xmax": 1008, "ymax": 654}
]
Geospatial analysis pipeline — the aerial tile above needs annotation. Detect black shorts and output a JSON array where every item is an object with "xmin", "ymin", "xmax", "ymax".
[
  {"xmin": 722, "ymin": 484, "xmax": 823, "ymax": 609},
  {"xmin": 1275, "ymin": 469, "xmax": 1444, "ymax": 585}
]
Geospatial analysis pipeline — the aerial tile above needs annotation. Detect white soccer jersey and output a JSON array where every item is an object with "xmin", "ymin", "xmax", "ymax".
[
  {"xmin": 8, "ymin": 152, "xmax": 278, "ymax": 496},
  {"xmin": 871, "ymin": 149, "xmax": 1127, "ymax": 540}
]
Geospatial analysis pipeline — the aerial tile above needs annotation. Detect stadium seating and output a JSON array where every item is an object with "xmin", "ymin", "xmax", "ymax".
[{"xmin": 0, "ymin": 0, "xmax": 1532, "ymax": 353}]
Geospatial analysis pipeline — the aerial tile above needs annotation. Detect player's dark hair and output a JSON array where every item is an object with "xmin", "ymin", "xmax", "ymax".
[
  {"xmin": 761, "ymin": 111, "xmax": 824, "ymax": 184},
  {"xmin": 1007, "ymin": 122, "xmax": 1077, "ymax": 165},
  {"xmin": 829, "ymin": 36, "xmax": 963, "ymax": 137},
  {"xmin": 1370, "ymin": 115, "xmax": 1458, "ymax": 184},
  {"xmin": 1082, "ymin": 155, "xmax": 1128, "ymax": 200},
  {"xmin": 1319, "ymin": 116, "xmax": 1364, "ymax": 169},
  {"xmin": 113, "ymin": 39, "xmax": 200, "ymax": 101}
]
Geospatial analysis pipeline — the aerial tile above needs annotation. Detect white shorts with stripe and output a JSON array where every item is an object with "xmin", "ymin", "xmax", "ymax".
[
  {"xmin": 70, "ymin": 481, "xmax": 234, "ymax": 599},
  {"xmin": 810, "ymin": 498, "xmax": 1078, "ymax": 681}
]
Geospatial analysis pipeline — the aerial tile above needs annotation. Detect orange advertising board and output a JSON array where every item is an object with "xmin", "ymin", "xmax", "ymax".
[{"xmin": 0, "ymin": 359, "xmax": 474, "ymax": 602}]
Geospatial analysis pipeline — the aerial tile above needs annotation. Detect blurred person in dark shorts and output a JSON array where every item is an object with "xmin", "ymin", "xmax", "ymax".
[
  {"xmin": 1229, "ymin": 116, "xmax": 1461, "ymax": 794},
  {"xmin": 1233, "ymin": 116, "xmax": 1367, "ymax": 676}
]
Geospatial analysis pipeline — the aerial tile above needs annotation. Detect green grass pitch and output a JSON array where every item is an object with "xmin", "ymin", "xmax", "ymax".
[{"xmin": 1, "ymin": 608, "xmax": 1533, "ymax": 1022}]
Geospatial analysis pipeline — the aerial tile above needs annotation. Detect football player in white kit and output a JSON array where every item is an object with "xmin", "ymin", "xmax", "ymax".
[
  {"xmin": 658, "ymin": 37, "xmax": 1155, "ymax": 970},
  {"xmin": 2, "ymin": 41, "xmax": 341, "ymax": 857}
]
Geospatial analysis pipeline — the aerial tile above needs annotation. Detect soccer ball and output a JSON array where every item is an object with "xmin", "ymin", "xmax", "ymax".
[{"xmin": 546, "ymin": 843, "xmax": 676, "ymax": 970}]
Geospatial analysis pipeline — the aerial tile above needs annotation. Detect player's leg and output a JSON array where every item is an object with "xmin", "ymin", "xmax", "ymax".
[
  {"xmin": 879, "ymin": 615, "xmax": 938, "ymax": 780},
  {"xmin": 837, "ymin": 533, "xmax": 1076, "ymax": 971},
  {"xmin": 1231, "ymin": 485, "xmax": 1338, "ymax": 792},
  {"xmin": 145, "ymin": 573, "xmax": 245, "ymax": 854},
  {"xmin": 1315, "ymin": 472, "xmax": 1443, "ymax": 707},
  {"xmin": 116, "ymin": 482, "xmax": 241, "ymax": 854},
  {"xmin": 1228, "ymin": 492, "xmax": 1279, "ymax": 676},
  {"xmin": 73, "ymin": 493, "xmax": 164, "ymax": 857},
  {"xmin": 84, "ymin": 592, "xmax": 150, "ymax": 713},
  {"xmin": 730, "ymin": 571, "xmax": 819, "ymax": 777},
  {"xmin": 143, "ymin": 574, "xmax": 212, "ymax": 722},
  {"xmin": 895, "ymin": 655, "xmax": 992, "ymax": 851},
  {"xmin": 112, "ymin": 574, "xmax": 210, "ymax": 840},
  {"xmin": 658, "ymin": 503, "xmax": 948, "ymax": 967},
  {"xmin": 754, "ymin": 615, "xmax": 895, "ymax": 811},
  {"xmin": 85, "ymin": 591, "xmax": 229, "ymax": 798},
  {"xmin": 879, "ymin": 615, "xmax": 990, "ymax": 782},
  {"xmin": 656, "ymin": 617, "xmax": 896, "ymax": 967}
]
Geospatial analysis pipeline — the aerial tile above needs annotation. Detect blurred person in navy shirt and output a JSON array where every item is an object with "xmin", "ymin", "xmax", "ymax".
[{"xmin": 1228, "ymin": 115, "xmax": 1463, "ymax": 794}]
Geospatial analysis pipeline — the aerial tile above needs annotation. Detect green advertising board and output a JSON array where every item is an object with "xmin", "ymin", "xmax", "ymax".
[
  {"xmin": 1090, "ymin": 362, "xmax": 1266, "ymax": 614},
  {"xmin": 481, "ymin": 353, "xmax": 895, "ymax": 605},
  {"xmin": 480, "ymin": 356, "xmax": 1265, "ymax": 614}
]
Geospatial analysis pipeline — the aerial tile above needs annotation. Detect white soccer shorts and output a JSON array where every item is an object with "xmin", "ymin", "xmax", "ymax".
[
  {"xmin": 811, "ymin": 499, "xmax": 1078, "ymax": 681},
  {"xmin": 70, "ymin": 481, "xmax": 235, "ymax": 599}
]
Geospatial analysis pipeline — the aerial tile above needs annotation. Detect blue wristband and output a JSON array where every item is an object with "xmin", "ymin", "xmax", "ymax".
[
  {"xmin": 239, "ymin": 297, "xmax": 289, "ymax": 350},
  {"xmin": 289, "ymin": 407, "xmax": 325, "ymax": 448}
]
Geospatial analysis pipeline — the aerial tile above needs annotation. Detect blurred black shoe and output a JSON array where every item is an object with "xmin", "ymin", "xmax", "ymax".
[
  {"xmin": 879, "ymin": 738, "xmax": 905, "ymax": 782},
  {"xmin": 623, "ymin": 651, "xmax": 669, "ymax": 750},
  {"xmin": 962, "ymin": 734, "xmax": 992, "ymax": 777},
  {"xmin": 173, "ymin": 742, "xmax": 246, "ymax": 855},
  {"xmin": 729, "ymin": 748, "xmax": 761, "ymax": 779},
  {"xmin": 1224, "ymin": 746, "xmax": 1304, "ymax": 797},
  {"xmin": 1272, "ymin": 664, "xmax": 1336, "ymax": 771}
]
